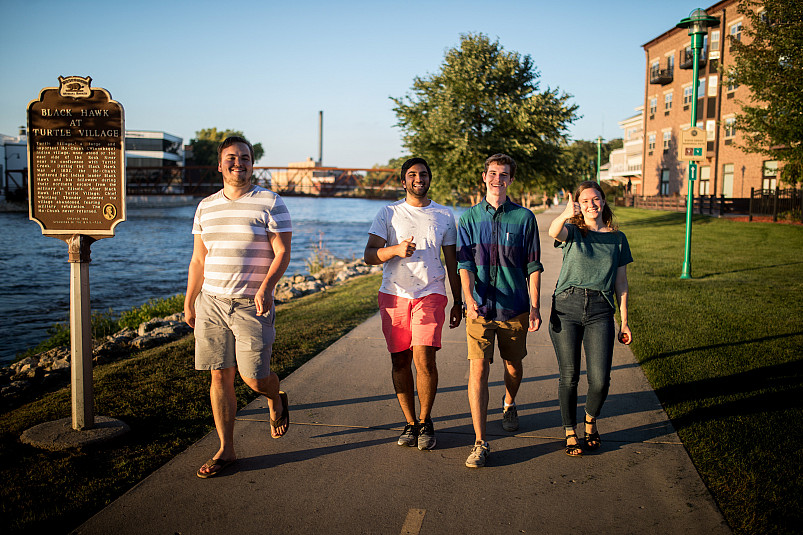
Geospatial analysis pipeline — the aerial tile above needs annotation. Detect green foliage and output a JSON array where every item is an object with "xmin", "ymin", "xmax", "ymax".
[
  {"xmin": 17, "ymin": 310, "xmax": 119, "ymax": 360},
  {"xmin": 15, "ymin": 297, "xmax": 186, "ymax": 362},
  {"xmin": 303, "ymin": 233, "xmax": 339, "ymax": 274},
  {"xmin": 392, "ymin": 33, "xmax": 579, "ymax": 203},
  {"xmin": 730, "ymin": 0, "xmax": 803, "ymax": 186},
  {"xmin": 364, "ymin": 156, "xmax": 407, "ymax": 188},
  {"xmin": 558, "ymin": 138, "xmax": 624, "ymax": 192},
  {"xmin": 117, "ymin": 295, "xmax": 185, "ymax": 330},
  {"xmin": 188, "ymin": 127, "xmax": 266, "ymax": 166}
]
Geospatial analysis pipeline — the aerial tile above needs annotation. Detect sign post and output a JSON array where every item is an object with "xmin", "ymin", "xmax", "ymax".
[{"xmin": 27, "ymin": 76, "xmax": 125, "ymax": 432}]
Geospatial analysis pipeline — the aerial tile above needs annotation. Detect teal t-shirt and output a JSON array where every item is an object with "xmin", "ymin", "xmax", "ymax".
[{"xmin": 553, "ymin": 224, "xmax": 633, "ymax": 308}]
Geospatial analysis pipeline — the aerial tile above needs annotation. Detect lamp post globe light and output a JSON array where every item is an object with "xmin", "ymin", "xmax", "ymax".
[{"xmin": 676, "ymin": 8, "xmax": 719, "ymax": 280}]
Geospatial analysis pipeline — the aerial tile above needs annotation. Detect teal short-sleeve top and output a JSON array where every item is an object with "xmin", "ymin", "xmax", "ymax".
[{"xmin": 553, "ymin": 224, "xmax": 633, "ymax": 308}]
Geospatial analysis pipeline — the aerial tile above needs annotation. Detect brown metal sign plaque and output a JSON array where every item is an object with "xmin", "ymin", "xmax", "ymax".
[{"xmin": 27, "ymin": 76, "xmax": 126, "ymax": 240}]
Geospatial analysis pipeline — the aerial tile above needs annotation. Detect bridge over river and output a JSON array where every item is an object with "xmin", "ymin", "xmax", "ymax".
[
  {"xmin": 128, "ymin": 165, "xmax": 402, "ymax": 198},
  {"xmin": 2, "ymin": 165, "xmax": 403, "ymax": 201}
]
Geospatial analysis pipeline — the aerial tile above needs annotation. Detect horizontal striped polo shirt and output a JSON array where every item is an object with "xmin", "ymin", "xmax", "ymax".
[
  {"xmin": 192, "ymin": 185, "xmax": 292, "ymax": 298},
  {"xmin": 457, "ymin": 198, "xmax": 543, "ymax": 321}
]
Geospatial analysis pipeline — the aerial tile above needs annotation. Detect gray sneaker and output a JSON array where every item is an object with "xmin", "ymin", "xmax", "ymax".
[
  {"xmin": 465, "ymin": 440, "xmax": 490, "ymax": 468},
  {"xmin": 397, "ymin": 423, "xmax": 418, "ymax": 447},
  {"xmin": 502, "ymin": 403, "xmax": 519, "ymax": 432},
  {"xmin": 417, "ymin": 419, "xmax": 436, "ymax": 450}
]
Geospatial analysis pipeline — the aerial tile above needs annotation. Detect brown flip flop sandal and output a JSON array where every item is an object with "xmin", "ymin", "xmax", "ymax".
[
  {"xmin": 196, "ymin": 457, "xmax": 236, "ymax": 479},
  {"xmin": 270, "ymin": 390, "xmax": 289, "ymax": 438}
]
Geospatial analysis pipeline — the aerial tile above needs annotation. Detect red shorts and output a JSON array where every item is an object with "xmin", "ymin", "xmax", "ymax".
[{"xmin": 378, "ymin": 292, "xmax": 448, "ymax": 353}]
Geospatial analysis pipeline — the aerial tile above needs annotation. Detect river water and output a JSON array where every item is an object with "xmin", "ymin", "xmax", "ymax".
[{"xmin": 0, "ymin": 196, "xmax": 464, "ymax": 364}]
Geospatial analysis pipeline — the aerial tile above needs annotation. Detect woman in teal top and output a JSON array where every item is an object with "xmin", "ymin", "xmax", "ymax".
[{"xmin": 548, "ymin": 181, "xmax": 633, "ymax": 456}]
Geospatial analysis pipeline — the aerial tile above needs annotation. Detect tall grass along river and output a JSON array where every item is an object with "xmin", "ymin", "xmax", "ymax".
[{"xmin": 0, "ymin": 196, "xmax": 463, "ymax": 364}]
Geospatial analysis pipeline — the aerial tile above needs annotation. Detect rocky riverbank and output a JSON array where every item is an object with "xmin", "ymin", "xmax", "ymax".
[{"xmin": 0, "ymin": 259, "xmax": 381, "ymax": 406}]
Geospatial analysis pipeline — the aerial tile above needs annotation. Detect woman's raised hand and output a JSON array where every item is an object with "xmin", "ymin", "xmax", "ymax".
[{"xmin": 562, "ymin": 192, "xmax": 581, "ymax": 219}]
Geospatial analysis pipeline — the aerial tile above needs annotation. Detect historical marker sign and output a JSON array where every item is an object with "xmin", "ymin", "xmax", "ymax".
[
  {"xmin": 23, "ymin": 76, "xmax": 130, "ymax": 433},
  {"xmin": 27, "ymin": 76, "xmax": 126, "ymax": 239},
  {"xmin": 679, "ymin": 126, "xmax": 706, "ymax": 162}
]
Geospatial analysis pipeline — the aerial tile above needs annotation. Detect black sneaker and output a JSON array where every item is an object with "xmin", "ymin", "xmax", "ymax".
[
  {"xmin": 502, "ymin": 404, "xmax": 519, "ymax": 432},
  {"xmin": 397, "ymin": 423, "xmax": 418, "ymax": 447},
  {"xmin": 417, "ymin": 419, "xmax": 436, "ymax": 450}
]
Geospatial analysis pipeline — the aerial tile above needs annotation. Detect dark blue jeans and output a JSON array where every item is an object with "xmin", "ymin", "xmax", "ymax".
[{"xmin": 548, "ymin": 287, "xmax": 615, "ymax": 430}]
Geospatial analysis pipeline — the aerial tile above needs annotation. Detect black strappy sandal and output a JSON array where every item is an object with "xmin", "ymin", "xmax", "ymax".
[
  {"xmin": 584, "ymin": 416, "xmax": 601, "ymax": 451},
  {"xmin": 565, "ymin": 433, "xmax": 583, "ymax": 457}
]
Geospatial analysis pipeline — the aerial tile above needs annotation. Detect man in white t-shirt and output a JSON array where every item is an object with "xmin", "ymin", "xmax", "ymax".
[
  {"xmin": 364, "ymin": 157, "xmax": 462, "ymax": 450},
  {"xmin": 185, "ymin": 136, "xmax": 292, "ymax": 478}
]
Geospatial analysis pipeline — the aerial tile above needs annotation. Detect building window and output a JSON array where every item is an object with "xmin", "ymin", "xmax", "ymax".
[
  {"xmin": 699, "ymin": 166, "xmax": 711, "ymax": 195},
  {"xmin": 711, "ymin": 30, "xmax": 720, "ymax": 51},
  {"xmin": 730, "ymin": 21, "xmax": 742, "ymax": 42},
  {"xmin": 660, "ymin": 169, "xmax": 670, "ymax": 196},
  {"xmin": 648, "ymin": 133, "xmax": 656, "ymax": 154},
  {"xmin": 663, "ymin": 131, "xmax": 671, "ymax": 151},
  {"xmin": 706, "ymin": 120, "xmax": 717, "ymax": 141},
  {"xmin": 667, "ymin": 54, "xmax": 674, "ymax": 74},
  {"xmin": 763, "ymin": 160, "xmax": 778, "ymax": 191},
  {"xmin": 708, "ymin": 75, "xmax": 718, "ymax": 97},
  {"xmin": 649, "ymin": 97, "xmax": 657, "ymax": 117},
  {"xmin": 723, "ymin": 163, "xmax": 734, "ymax": 198},
  {"xmin": 683, "ymin": 85, "xmax": 693, "ymax": 105},
  {"xmin": 698, "ymin": 78, "xmax": 705, "ymax": 99},
  {"xmin": 724, "ymin": 117, "xmax": 736, "ymax": 138},
  {"xmin": 664, "ymin": 92, "xmax": 673, "ymax": 111},
  {"xmin": 727, "ymin": 72, "xmax": 739, "ymax": 92}
]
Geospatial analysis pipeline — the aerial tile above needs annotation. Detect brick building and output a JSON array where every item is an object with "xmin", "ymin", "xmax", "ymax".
[
  {"xmin": 607, "ymin": 107, "xmax": 644, "ymax": 195},
  {"xmin": 641, "ymin": 0, "xmax": 778, "ymax": 199}
]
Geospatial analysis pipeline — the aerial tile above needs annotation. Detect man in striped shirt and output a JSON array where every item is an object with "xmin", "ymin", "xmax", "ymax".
[
  {"xmin": 458, "ymin": 153, "xmax": 543, "ymax": 468},
  {"xmin": 185, "ymin": 136, "xmax": 292, "ymax": 478}
]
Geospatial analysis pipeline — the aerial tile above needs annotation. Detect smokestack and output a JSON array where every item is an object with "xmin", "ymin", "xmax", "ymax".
[{"xmin": 318, "ymin": 110, "xmax": 323, "ymax": 166}]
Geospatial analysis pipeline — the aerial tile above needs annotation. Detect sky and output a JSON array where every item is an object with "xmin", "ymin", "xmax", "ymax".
[{"xmin": 1, "ymin": 0, "xmax": 713, "ymax": 168}]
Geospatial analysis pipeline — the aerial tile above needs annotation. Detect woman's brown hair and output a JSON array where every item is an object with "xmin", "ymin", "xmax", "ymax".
[{"xmin": 570, "ymin": 181, "xmax": 618, "ymax": 236}]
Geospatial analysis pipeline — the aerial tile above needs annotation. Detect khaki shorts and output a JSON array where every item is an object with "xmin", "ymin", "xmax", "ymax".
[
  {"xmin": 194, "ymin": 291, "xmax": 276, "ymax": 379},
  {"xmin": 465, "ymin": 312, "xmax": 529, "ymax": 363}
]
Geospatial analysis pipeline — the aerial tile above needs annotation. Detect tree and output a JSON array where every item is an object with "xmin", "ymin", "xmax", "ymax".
[
  {"xmin": 560, "ymin": 139, "xmax": 622, "ymax": 184},
  {"xmin": 729, "ymin": 0, "xmax": 803, "ymax": 185},
  {"xmin": 188, "ymin": 128, "xmax": 265, "ymax": 166},
  {"xmin": 392, "ymin": 33, "xmax": 579, "ymax": 203},
  {"xmin": 365, "ymin": 156, "xmax": 407, "ymax": 183}
]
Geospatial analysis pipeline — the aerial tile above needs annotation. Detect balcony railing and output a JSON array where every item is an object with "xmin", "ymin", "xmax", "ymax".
[
  {"xmin": 649, "ymin": 66, "xmax": 674, "ymax": 85},
  {"xmin": 679, "ymin": 47, "xmax": 708, "ymax": 69}
]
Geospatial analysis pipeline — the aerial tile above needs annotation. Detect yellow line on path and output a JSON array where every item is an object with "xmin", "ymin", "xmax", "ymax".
[{"xmin": 400, "ymin": 508, "xmax": 426, "ymax": 535}]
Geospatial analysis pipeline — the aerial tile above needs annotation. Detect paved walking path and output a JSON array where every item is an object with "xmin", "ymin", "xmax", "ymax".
[{"xmin": 76, "ymin": 205, "xmax": 730, "ymax": 534}]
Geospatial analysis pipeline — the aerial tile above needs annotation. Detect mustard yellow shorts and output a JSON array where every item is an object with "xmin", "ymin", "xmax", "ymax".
[{"xmin": 465, "ymin": 312, "xmax": 529, "ymax": 363}]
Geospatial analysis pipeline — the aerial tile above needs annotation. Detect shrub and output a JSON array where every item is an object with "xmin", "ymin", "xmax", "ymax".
[{"xmin": 118, "ymin": 295, "xmax": 185, "ymax": 330}]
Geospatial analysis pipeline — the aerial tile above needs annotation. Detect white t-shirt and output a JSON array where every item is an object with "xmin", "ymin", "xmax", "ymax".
[{"xmin": 368, "ymin": 199, "xmax": 457, "ymax": 299}]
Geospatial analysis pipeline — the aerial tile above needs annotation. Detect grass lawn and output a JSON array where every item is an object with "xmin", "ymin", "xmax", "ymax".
[
  {"xmin": 0, "ymin": 273, "xmax": 381, "ymax": 535},
  {"xmin": 617, "ymin": 208, "xmax": 803, "ymax": 534}
]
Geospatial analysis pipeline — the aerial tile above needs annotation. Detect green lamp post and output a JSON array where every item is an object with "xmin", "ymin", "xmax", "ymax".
[{"xmin": 676, "ymin": 8, "xmax": 719, "ymax": 280}]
